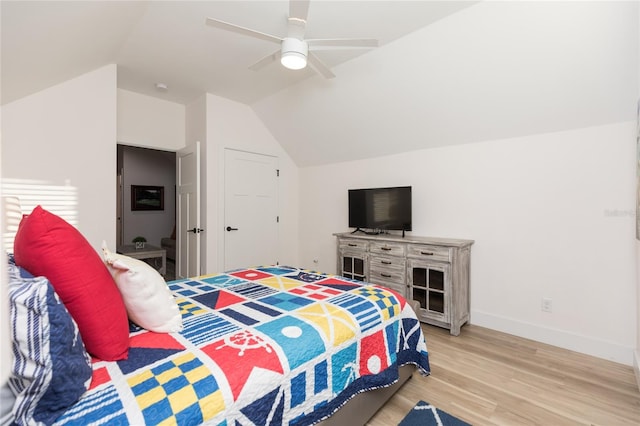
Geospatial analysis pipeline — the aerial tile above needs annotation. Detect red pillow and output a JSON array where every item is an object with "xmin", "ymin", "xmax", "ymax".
[{"xmin": 13, "ymin": 206, "xmax": 129, "ymax": 361}]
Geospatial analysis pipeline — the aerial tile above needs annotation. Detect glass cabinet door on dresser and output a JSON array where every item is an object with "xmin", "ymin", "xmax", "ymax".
[
  {"xmin": 407, "ymin": 260, "xmax": 450, "ymax": 324},
  {"xmin": 341, "ymin": 251, "xmax": 367, "ymax": 281},
  {"xmin": 337, "ymin": 238, "xmax": 368, "ymax": 282}
]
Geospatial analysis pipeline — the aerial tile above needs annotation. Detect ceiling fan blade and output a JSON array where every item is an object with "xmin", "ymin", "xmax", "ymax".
[
  {"xmin": 307, "ymin": 38, "xmax": 379, "ymax": 49},
  {"xmin": 205, "ymin": 17, "xmax": 281, "ymax": 44},
  {"xmin": 307, "ymin": 52, "xmax": 335, "ymax": 79},
  {"xmin": 289, "ymin": 0, "xmax": 310, "ymax": 21},
  {"xmin": 248, "ymin": 49, "xmax": 280, "ymax": 71}
]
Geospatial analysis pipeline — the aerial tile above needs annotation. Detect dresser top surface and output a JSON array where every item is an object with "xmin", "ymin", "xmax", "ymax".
[{"xmin": 334, "ymin": 232, "xmax": 474, "ymax": 248}]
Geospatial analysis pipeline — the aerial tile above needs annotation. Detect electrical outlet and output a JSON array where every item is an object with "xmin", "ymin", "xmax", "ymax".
[{"xmin": 541, "ymin": 298, "xmax": 553, "ymax": 313}]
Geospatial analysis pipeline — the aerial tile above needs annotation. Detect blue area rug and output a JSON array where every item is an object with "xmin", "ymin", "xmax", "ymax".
[{"xmin": 399, "ymin": 400, "xmax": 471, "ymax": 426}]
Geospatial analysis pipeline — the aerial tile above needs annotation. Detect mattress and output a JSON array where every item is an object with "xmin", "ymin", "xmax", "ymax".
[{"xmin": 54, "ymin": 266, "xmax": 430, "ymax": 425}]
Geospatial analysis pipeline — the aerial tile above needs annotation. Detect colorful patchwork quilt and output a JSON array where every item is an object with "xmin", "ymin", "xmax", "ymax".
[{"xmin": 54, "ymin": 266, "xmax": 430, "ymax": 426}]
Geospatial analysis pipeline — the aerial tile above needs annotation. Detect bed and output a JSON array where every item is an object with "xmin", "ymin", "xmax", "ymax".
[
  {"xmin": 4, "ymin": 204, "xmax": 430, "ymax": 426},
  {"xmin": 54, "ymin": 266, "xmax": 429, "ymax": 425}
]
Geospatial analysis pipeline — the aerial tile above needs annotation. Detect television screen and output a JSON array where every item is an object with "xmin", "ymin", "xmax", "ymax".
[{"xmin": 348, "ymin": 186, "xmax": 412, "ymax": 232}]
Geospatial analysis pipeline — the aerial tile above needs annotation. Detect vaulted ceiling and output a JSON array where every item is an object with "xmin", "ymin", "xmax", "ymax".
[
  {"xmin": 1, "ymin": 1, "xmax": 477, "ymax": 105},
  {"xmin": 2, "ymin": 1, "xmax": 638, "ymax": 167}
]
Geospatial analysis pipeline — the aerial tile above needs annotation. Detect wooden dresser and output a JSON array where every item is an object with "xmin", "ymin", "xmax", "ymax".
[{"xmin": 334, "ymin": 232, "xmax": 473, "ymax": 335}]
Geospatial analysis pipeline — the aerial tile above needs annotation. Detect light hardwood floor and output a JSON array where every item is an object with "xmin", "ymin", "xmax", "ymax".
[{"xmin": 368, "ymin": 324, "xmax": 640, "ymax": 425}]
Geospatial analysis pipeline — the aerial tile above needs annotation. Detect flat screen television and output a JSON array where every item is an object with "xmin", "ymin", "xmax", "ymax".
[{"xmin": 348, "ymin": 186, "xmax": 412, "ymax": 235}]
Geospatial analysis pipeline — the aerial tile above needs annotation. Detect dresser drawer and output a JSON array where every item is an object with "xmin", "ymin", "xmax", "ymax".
[
  {"xmin": 369, "ymin": 257, "xmax": 405, "ymax": 285},
  {"xmin": 369, "ymin": 269, "xmax": 405, "ymax": 286},
  {"xmin": 370, "ymin": 241, "xmax": 406, "ymax": 257},
  {"xmin": 339, "ymin": 239, "xmax": 368, "ymax": 251},
  {"xmin": 407, "ymin": 244, "xmax": 451, "ymax": 262},
  {"xmin": 369, "ymin": 254, "xmax": 405, "ymax": 272}
]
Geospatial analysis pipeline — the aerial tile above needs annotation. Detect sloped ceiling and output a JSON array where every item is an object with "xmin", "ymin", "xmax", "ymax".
[
  {"xmin": 253, "ymin": 1, "xmax": 639, "ymax": 166},
  {"xmin": 2, "ymin": 1, "xmax": 638, "ymax": 167},
  {"xmin": 1, "ymin": 1, "xmax": 477, "ymax": 105}
]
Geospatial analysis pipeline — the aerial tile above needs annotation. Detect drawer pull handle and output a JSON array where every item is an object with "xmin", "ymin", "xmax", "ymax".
[
  {"xmin": 381, "ymin": 247, "xmax": 392, "ymax": 251},
  {"xmin": 348, "ymin": 243, "xmax": 357, "ymax": 247},
  {"xmin": 381, "ymin": 273, "xmax": 392, "ymax": 278},
  {"xmin": 381, "ymin": 260, "xmax": 392, "ymax": 265},
  {"xmin": 421, "ymin": 251, "xmax": 434, "ymax": 256}
]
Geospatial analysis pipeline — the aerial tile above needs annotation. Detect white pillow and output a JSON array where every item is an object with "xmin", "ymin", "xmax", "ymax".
[{"xmin": 102, "ymin": 242, "xmax": 182, "ymax": 333}]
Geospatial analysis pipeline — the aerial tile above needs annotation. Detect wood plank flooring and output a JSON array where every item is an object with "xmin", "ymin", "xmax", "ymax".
[{"xmin": 367, "ymin": 324, "xmax": 640, "ymax": 425}]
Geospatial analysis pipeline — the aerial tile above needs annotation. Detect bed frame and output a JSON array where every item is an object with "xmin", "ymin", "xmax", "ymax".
[
  {"xmin": 319, "ymin": 299, "xmax": 421, "ymax": 425},
  {"xmin": 318, "ymin": 365, "xmax": 414, "ymax": 425}
]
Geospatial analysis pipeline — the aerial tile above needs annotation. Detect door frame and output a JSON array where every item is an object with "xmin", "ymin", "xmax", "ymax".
[{"xmin": 176, "ymin": 141, "xmax": 202, "ymax": 278}]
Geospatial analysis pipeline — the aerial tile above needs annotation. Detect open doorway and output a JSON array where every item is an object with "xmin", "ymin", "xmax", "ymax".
[{"xmin": 117, "ymin": 144, "xmax": 176, "ymax": 280}]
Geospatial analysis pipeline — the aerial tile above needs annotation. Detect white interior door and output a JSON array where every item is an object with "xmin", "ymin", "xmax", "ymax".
[
  {"xmin": 177, "ymin": 142, "xmax": 201, "ymax": 278},
  {"xmin": 224, "ymin": 149, "xmax": 278, "ymax": 270}
]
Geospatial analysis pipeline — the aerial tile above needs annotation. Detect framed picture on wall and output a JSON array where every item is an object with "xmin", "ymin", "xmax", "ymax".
[{"xmin": 131, "ymin": 185, "xmax": 164, "ymax": 211}]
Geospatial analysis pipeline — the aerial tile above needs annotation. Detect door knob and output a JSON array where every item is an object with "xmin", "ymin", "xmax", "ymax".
[
  {"xmin": 187, "ymin": 228, "xmax": 204, "ymax": 233},
  {"xmin": 226, "ymin": 226, "xmax": 238, "ymax": 232}
]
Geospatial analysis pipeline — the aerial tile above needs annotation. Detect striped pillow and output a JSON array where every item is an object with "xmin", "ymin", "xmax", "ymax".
[{"xmin": 7, "ymin": 260, "xmax": 92, "ymax": 425}]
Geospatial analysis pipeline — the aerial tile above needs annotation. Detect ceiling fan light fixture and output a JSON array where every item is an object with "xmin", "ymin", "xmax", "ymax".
[
  {"xmin": 281, "ymin": 51, "xmax": 307, "ymax": 70},
  {"xmin": 281, "ymin": 38, "xmax": 308, "ymax": 70}
]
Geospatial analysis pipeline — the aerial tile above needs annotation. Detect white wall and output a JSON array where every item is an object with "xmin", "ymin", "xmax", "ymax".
[
  {"xmin": 117, "ymin": 89, "xmax": 185, "ymax": 150},
  {"xmin": 299, "ymin": 121, "xmax": 636, "ymax": 365},
  {"xmin": 204, "ymin": 93, "xmax": 299, "ymax": 272},
  {"xmin": 1, "ymin": 64, "xmax": 117, "ymax": 250}
]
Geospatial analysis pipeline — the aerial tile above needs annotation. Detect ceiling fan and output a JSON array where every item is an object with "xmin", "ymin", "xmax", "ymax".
[{"xmin": 205, "ymin": 0, "xmax": 378, "ymax": 79}]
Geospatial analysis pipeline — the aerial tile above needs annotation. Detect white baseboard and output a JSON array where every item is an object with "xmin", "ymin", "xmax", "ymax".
[{"xmin": 471, "ymin": 310, "xmax": 634, "ymax": 366}]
